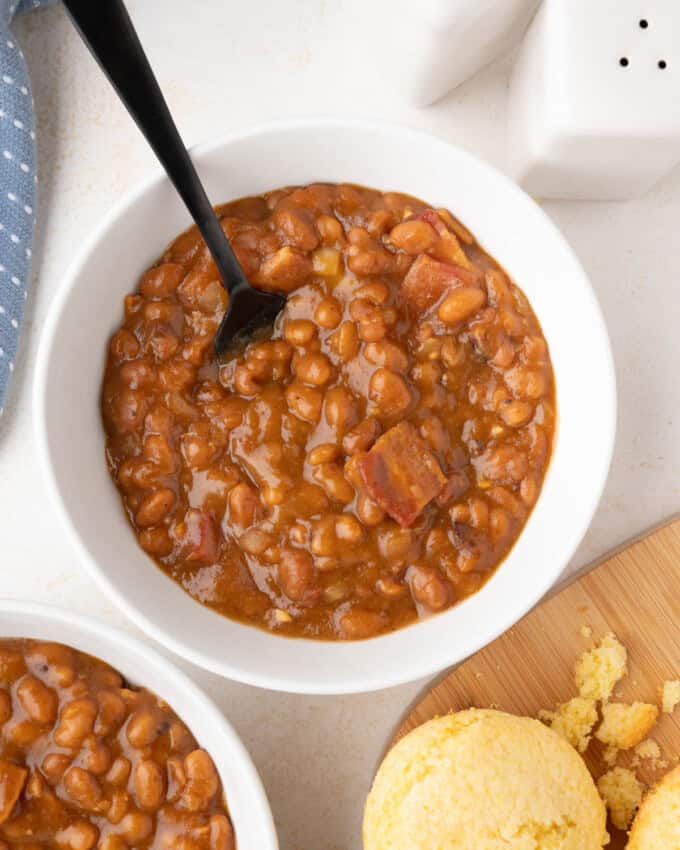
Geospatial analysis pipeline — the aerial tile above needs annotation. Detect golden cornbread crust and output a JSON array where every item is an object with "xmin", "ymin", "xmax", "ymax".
[
  {"xmin": 628, "ymin": 764, "xmax": 680, "ymax": 849},
  {"xmin": 363, "ymin": 709, "xmax": 608, "ymax": 850}
]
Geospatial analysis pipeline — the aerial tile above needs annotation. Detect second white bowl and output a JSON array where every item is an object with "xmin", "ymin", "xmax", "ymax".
[
  {"xmin": 0, "ymin": 600, "xmax": 277, "ymax": 848},
  {"xmin": 34, "ymin": 117, "xmax": 616, "ymax": 694}
]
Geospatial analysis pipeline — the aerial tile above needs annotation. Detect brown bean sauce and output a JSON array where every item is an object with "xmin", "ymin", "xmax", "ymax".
[
  {"xmin": 0, "ymin": 639, "xmax": 234, "ymax": 850},
  {"xmin": 102, "ymin": 183, "xmax": 555, "ymax": 640}
]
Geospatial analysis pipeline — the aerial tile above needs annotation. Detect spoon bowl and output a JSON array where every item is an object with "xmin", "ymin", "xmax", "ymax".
[{"xmin": 214, "ymin": 284, "xmax": 286, "ymax": 355}]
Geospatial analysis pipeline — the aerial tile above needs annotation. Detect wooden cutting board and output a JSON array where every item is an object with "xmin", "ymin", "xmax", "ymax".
[{"xmin": 388, "ymin": 515, "xmax": 680, "ymax": 847}]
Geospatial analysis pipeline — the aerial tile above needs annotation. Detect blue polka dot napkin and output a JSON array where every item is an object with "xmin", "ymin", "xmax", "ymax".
[{"xmin": 0, "ymin": 0, "xmax": 54, "ymax": 418}]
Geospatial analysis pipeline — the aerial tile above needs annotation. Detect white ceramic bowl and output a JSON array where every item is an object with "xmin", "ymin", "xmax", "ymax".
[
  {"xmin": 34, "ymin": 117, "xmax": 616, "ymax": 695},
  {"xmin": 0, "ymin": 600, "xmax": 278, "ymax": 849}
]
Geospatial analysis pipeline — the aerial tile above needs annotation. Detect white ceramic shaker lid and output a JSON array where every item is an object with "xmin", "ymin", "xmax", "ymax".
[{"xmin": 507, "ymin": 0, "xmax": 680, "ymax": 200}]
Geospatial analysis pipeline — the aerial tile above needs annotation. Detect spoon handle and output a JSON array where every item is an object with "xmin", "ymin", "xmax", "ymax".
[{"xmin": 63, "ymin": 0, "xmax": 246, "ymax": 293}]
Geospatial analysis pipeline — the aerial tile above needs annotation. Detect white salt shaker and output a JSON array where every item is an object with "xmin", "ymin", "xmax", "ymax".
[
  {"xmin": 507, "ymin": 0, "xmax": 680, "ymax": 200},
  {"xmin": 366, "ymin": 0, "xmax": 541, "ymax": 106}
]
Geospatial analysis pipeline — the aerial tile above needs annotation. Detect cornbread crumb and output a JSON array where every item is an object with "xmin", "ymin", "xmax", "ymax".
[
  {"xmin": 544, "ymin": 697, "xmax": 598, "ymax": 753},
  {"xmin": 533, "ymin": 631, "xmax": 680, "ymax": 837},
  {"xmin": 631, "ymin": 739, "xmax": 668, "ymax": 770},
  {"xmin": 575, "ymin": 633, "xmax": 627, "ymax": 701},
  {"xmin": 661, "ymin": 679, "xmax": 680, "ymax": 714},
  {"xmin": 597, "ymin": 767, "xmax": 643, "ymax": 831},
  {"xmin": 364, "ymin": 709, "xmax": 608, "ymax": 850},
  {"xmin": 595, "ymin": 702, "xmax": 659, "ymax": 750},
  {"xmin": 635, "ymin": 739, "xmax": 661, "ymax": 760},
  {"xmin": 628, "ymin": 764, "xmax": 680, "ymax": 848},
  {"xmin": 603, "ymin": 745, "xmax": 619, "ymax": 767}
]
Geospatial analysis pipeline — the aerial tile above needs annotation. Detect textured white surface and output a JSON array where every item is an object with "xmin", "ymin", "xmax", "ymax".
[
  {"xmin": 508, "ymin": 0, "xmax": 680, "ymax": 199},
  {"xmin": 0, "ymin": 2, "xmax": 679, "ymax": 848}
]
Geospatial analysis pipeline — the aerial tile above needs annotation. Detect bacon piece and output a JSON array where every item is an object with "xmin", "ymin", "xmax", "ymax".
[
  {"xmin": 183, "ymin": 509, "xmax": 219, "ymax": 563},
  {"xmin": 356, "ymin": 422, "xmax": 446, "ymax": 527},
  {"xmin": 400, "ymin": 253, "xmax": 478, "ymax": 315},
  {"xmin": 0, "ymin": 758, "xmax": 27, "ymax": 824},
  {"xmin": 253, "ymin": 246, "xmax": 312, "ymax": 291},
  {"xmin": 419, "ymin": 210, "xmax": 473, "ymax": 268},
  {"xmin": 419, "ymin": 209, "xmax": 449, "ymax": 232}
]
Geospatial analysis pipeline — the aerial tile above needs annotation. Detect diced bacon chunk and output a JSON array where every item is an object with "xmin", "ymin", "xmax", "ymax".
[
  {"xmin": 419, "ymin": 209, "xmax": 448, "ymax": 233},
  {"xmin": 0, "ymin": 758, "xmax": 27, "ymax": 824},
  {"xmin": 183, "ymin": 509, "xmax": 219, "ymax": 563},
  {"xmin": 400, "ymin": 254, "xmax": 478, "ymax": 315},
  {"xmin": 254, "ymin": 246, "xmax": 312, "ymax": 291},
  {"xmin": 356, "ymin": 422, "xmax": 446, "ymax": 527},
  {"xmin": 419, "ymin": 210, "xmax": 472, "ymax": 268}
]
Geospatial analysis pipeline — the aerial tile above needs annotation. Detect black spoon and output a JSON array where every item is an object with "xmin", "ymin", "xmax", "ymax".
[{"xmin": 63, "ymin": 0, "xmax": 286, "ymax": 356}]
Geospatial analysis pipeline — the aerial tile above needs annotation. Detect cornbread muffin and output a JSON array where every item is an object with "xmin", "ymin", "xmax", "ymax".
[
  {"xmin": 363, "ymin": 709, "xmax": 608, "ymax": 850},
  {"xmin": 628, "ymin": 764, "xmax": 680, "ymax": 849}
]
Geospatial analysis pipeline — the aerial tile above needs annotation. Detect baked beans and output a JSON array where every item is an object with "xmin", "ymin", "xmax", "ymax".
[
  {"xmin": 0, "ymin": 640, "xmax": 234, "ymax": 849},
  {"xmin": 102, "ymin": 183, "xmax": 555, "ymax": 640}
]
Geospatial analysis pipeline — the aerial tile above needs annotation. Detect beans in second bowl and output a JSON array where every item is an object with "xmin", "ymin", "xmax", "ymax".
[{"xmin": 0, "ymin": 638, "xmax": 233, "ymax": 849}]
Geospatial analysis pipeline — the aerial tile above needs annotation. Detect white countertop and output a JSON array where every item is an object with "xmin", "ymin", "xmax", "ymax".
[{"xmin": 2, "ymin": 3, "xmax": 679, "ymax": 848}]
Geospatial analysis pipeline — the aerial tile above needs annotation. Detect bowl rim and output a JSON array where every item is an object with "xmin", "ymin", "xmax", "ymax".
[
  {"xmin": 33, "ymin": 115, "xmax": 617, "ymax": 694},
  {"xmin": 0, "ymin": 598, "xmax": 279, "ymax": 848}
]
